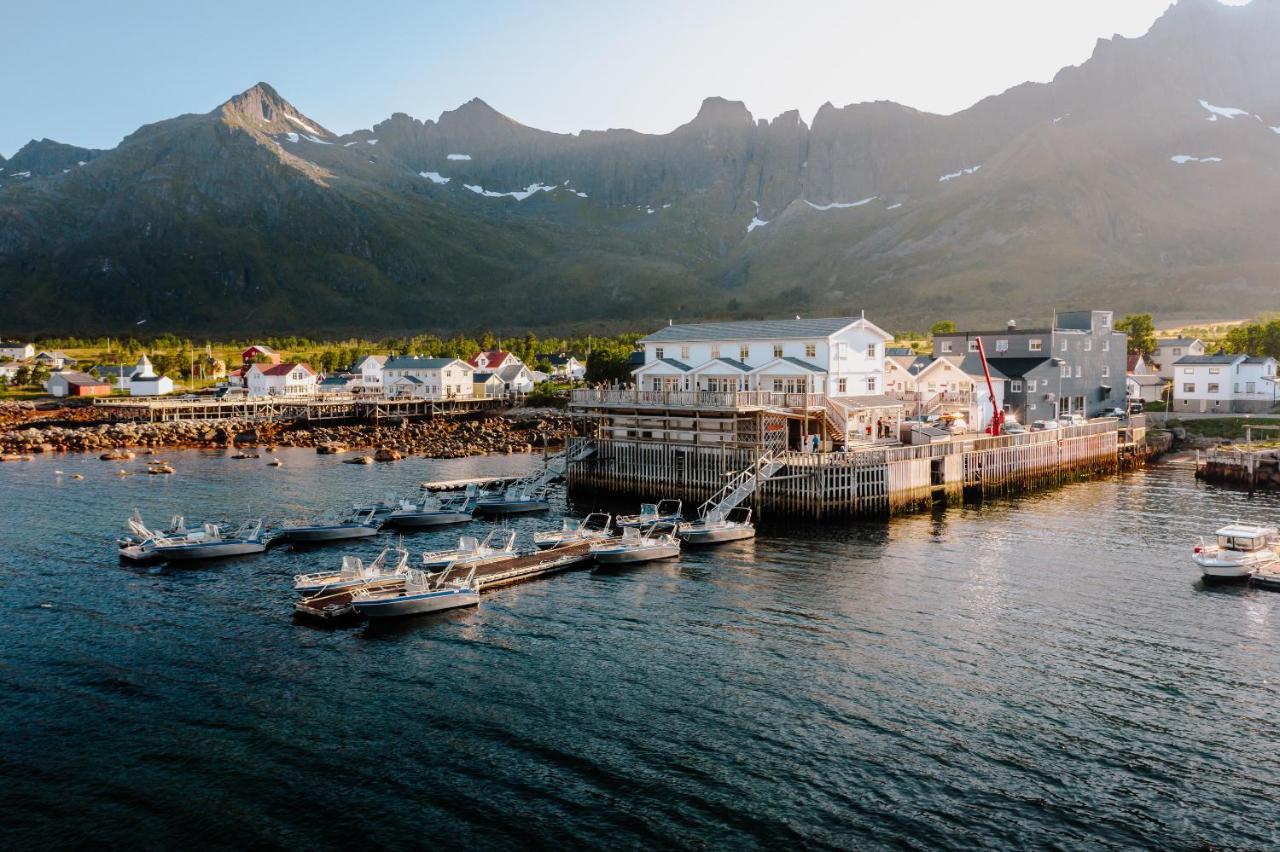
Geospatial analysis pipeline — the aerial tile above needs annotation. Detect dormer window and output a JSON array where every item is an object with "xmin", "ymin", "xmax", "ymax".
[
  {"xmin": 655, "ymin": 347, "xmax": 664, "ymax": 360},
  {"xmin": 773, "ymin": 345, "xmax": 783, "ymax": 358},
  {"xmin": 740, "ymin": 345, "xmax": 750, "ymax": 361},
  {"xmin": 710, "ymin": 346, "xmax": 720, "ymax": 359},
  {"xmin": 680, "ymin": 345, "xmax": 690, "ymax": 360},
  {"xmin": 805, "ymin": 343, "xmax": 816, "ymax": 358},
  {"xmin": 866, "ymin": 344, "xmax": 877, "ymax": 359}
]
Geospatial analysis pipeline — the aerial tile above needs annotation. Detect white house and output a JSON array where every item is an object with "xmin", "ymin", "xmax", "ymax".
[
  {"xmin": 467, "ymin": 350, "xmax": 523, "ymax": 372},
  {"xmin": 541, "ymin": 353, "xmax": 586, "ymax": 379},
  {"xmin": 1126, "ymin": 351, "xmax": 1165, "ymax": 404},
  {"xmin": 0, "ymin": 362, "xmax": 24, "ymax": 382},
  {"xmin": 496, "ymin": 363, "xmax": 536, "ymax": 395},
  {"xmin": 1172, "ymin": 353, "xmax": 1278, "ymax": 413},
  {"xmin": 885, "ymin": 353, "xmax": 1007, "ymax": 430},
  {"xmin": 383, "ymin": 356, "xmax": 474, "ymax": 399},
  {"xmin": 352, "ymin": 355, "xmax": 387, "ymax": 394},
  {"xmin": 633, "ymin": 315, "xmax": 892, "ymax": 397},
  {"xmin": 34, "ymin": 350, "xmax": 75, "ymax": 369},
  {"xmin": 1152, "ymin": 337, "xmax": 1205, "ymax": 380},
  {"xmin": 126, "ymin": 354, "xmax": 174, "ymax": 396},
  {"xmin": 0, "ymin": 342, "xmax": 34, "ymax": 361},
  {"xmin": 246, "ymin": 362, "xmax": 317, "ymax": 397}
]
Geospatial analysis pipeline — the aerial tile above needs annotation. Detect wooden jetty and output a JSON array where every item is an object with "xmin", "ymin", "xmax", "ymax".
[
  {"xmin": 95, "ymin": 394, "xmax": 505, "ymax": 424},
  {"xmin": 1196, "ymin": 424, "xmax": 1280, "ymax": 490},
  {"xmin": 567, "ymin": 387, "xmax": 1154, "ymax": 519}
]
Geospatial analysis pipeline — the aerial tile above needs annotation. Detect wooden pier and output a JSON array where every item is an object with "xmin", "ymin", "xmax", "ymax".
[
  {"xmin": 566, "ymin": 418, "xmax": 1145, "ymax": 520},
  {"xmin": 94, "ymin": 394, "xmax": 506, "ymax": 424}
]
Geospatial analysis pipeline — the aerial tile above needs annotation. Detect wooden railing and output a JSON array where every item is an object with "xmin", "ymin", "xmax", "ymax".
[{"xmin": 569, "ymin": 388, "xmax": 825, "ymax": 409}]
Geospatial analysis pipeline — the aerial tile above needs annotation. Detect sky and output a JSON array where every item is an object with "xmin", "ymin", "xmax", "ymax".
[{"xmin": 0, "ymin": 0, "xmax": 1252, "ymax": 158}]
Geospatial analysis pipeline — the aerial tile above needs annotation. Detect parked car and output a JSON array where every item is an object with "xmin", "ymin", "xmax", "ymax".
[
  {"xmin": 1003, "ymin": 422, "xmax": 1027, "ymax": 435},
  {"xmin": 1032, "ymin": 420, "xmax": 1060, "ymax": 431},
  {"xmin": 1127, "ymin": 399, "xmax": 1145, "ymax": 414},
  {"xmin": 1097, "ymin": 407, "xmax": 1127, "ymax": 419},
  {"xmin": 1057, "ymin": 413, "xmax": 1087, "ymax": 427}
]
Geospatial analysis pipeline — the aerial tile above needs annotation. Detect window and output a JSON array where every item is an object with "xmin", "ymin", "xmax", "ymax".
[
  {"xmin": 772, "ymin": 379, "xmax": 784, "ymax": 392},
  {"xmin": 1173, "ymin": 348, "xmax": 1182, "ymax": 356},
  {"xmin": 1100, "ymin": 313, "xmax": 1110, "ymax": 328},
  {"xmin": 1183, "ymin": 383, "xmax": 1195, "ymax": 394},
  {"xmin": 1101, "ymin": 365, "xmax": 1110, "ymax": 378},
  {"xmin": 710, "ymin": 346, "xmax": 720, "ymax": 359},
  {"xmin": 968, "ymin": 340, "xmax": 979, "ymax": 353},
  {"xmin": 773, "ymin": 345, "xmax": 784, "ymax": 359},
  {"xmin": 1027, "ymin": 379, "xmax": 1036, "ymax": 392},
  {"xmin": 940, "ymin": 341, "xmax": 953, "ymax": 353},
  {"xmin": 995, "ymin": 339, "xmax": 1009, "ymax": 353},
  {"xmin": 680, "ymin": 345, "xmax": 690, "ymax": 360},
  {"xmin": 1084, "ymin": 339, "xmax": 1092, "ymax": 352},
  {"xmin": 1061, "ymin": 364, "xmax": 1070, "ymax": 377},
  {"xmin": 740, "ymin": 345, "xmax": 749, "ymax": 361},
  {"xmin": 1061, "ymin": 340, "xmax": 1069, "ymax": 352},
  {"xmin": 805, "ymin": 343, "xmax": 816, "ymax": 358},
  {"xmin": 655, "ymin": 347, "xmax": 664, "ymax": 360},
  {"xmin": 1074, "ymin": 365, "xmax": 1082, "ymax": 378},
  {"xmin": 1182, "ymin": 368, "xmax": 1193, "ymax": 375},
  {"xmin": 866, "ymin": 344, "xmax": 877, "ymax": 359},
  {"xmin": 867, "ymin": 377, "xmax": 877, "ymax": 391},
  {"xmin": 1102, "ymin": 339, "xmax": 1109, "ymax": 352},
  {"xmin": 1207, "ymin": 383, "xmax": 1220, "ymax": 393},
  {"xmin": 1208, "ymin": 367, "xmax": 1220, "ymax": 375},
  {"xmin": 837, "ymin": 378, "xmax": 847, "ymax": 393},
  {"xmin": 1247, "ymin": 381, "xmax": 1256, "ymax": 394},
  {"xmin": 651, "ymin": 379, "xmax": 662, "ymax": 391},
  {"xmin": 1011, "ymin": 380, "xmax": 1023, "ymax": 392},
  {"xmin": 1030, "ymin": 339, "xmax": 1043, "ymax": 352}
]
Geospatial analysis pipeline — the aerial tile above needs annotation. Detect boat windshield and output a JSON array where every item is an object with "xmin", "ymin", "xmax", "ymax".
[{"xmin": 1219, "ymin": 535, "xmax": 1263, "ymax": 551}]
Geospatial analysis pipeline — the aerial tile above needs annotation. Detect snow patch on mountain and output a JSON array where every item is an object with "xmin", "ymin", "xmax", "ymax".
[
  {"xmin": 1199, "ymin": 99, "xmax": 1249, "ymax": 121},
  {"xmin": 939, "ymin": 165, "xmax": 981, "ymax": 182},
  {"xmin": 284, "ymin": 132, "xmax": 299, "ymax": 143},
  {"xmin": 464, "ymin": 182, "xmax": 557, "ymax": 200},
  {"xmin": 285, "ymin": 113, "xmax": 323, "ymax": 136},
  {"xmin": 1170, "ymin": 155, "xmax": 1223, "ymax": 164},
  {"xmin": 806, "ymin": 196, "xmax": 877, "ymax": 211},
  {"xmin": 886, "ymin": 202, "xmax": 903, "ymax": 210},
  {"xmin": 302, "ymin": 134, "xmax": 331, "ymax": 145},
  {"xmin": 447, "ymin": 153, "xmax": 471, "ymax": 161},
  {"xmin": 420, "ymin": 171, "xmax": 450, "ymax": 184}
]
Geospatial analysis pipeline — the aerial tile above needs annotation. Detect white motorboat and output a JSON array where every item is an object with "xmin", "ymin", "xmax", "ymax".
[
  {"xmin": 117, "ymin": 511, "xmax": 229, "ymax": 562},
  {"xmin": 533, "ymin": 513, "xmax": 613, "ymax": 549},
  {"xmin": 350, "ymin": 565, "xmax": 480, "ymax": 618},
  {"xmin": 474, "ymin": 484, "xmax": 551, "ymax": 515},
  {"xmin": 1252, "ymin": 562, "xmax": 1280, "ymax": 591},
  {"xmin": 152, "ymin": 519, "xmax": 268, "ymax": 561},
  {"xmin": 1193, "ymin": 523, "xmax": 1280, "ymax": 581},
  {"xmin": 386, "ymin": 487, "xmax": 477, "ymax": 528},
  {"xmin": 615, "ymin": 499, "xmax": 683, "ymax": 528},
  {"xmin": 421, "ymin": 528, "xmax": 518, "ymax": 569},
  {"xmin": 592, "ymin": 525, "xmax": 681, "ymax": 566},
  {"xmin": 678, "ymin": 508, "xmax": 756, "ymax": 545},
  {"xmin": 351, "ymin": 494, "xmax": 402, "ymax": 518},
  {"xmin": 293, "ymin": 545, "xmax": 410, "ymax": 595},
  {"xmin": 278, "ymin": 509, "xmax": 382, "ymax": 543}
]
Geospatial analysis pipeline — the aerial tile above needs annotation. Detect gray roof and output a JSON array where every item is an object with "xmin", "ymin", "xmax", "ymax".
[
  {"xmin": 1172, "ymin": 354, "xmax": 1242, "ymax": 366},
  {"xmin": 50, "ymin": 370, "xmax": 107, "ymax": 385},
  {"xmin": 497, "ymin": 363, "xmax": 530, "ymax": 381},
  {"xmin": 777, "ymin": 356, "xmax": 825, "ymax": 373},
  {"xmin": 641, "ymin": 316, "xmax": 864, "ymax": 343},
  {"xmin": 889, "ymin": 354, "xmax": 932, "ymax": 375},
  {"xmin": 384, "ymin": 356, "xmax": 465, "ymax": 370},
  {"xmin": 694, "ymin": 357, "xmax": 751, "ymax": 372},
  {"xmin": 1128, "ymin": 374, "xmax": 1166, "ymax": 386},
  {"xmin": 389, "ymin": 374, "xmax": 423, "ymax": 385},
  {"xmin": 1243, "ymin": 355, "xmax": 1275, "ymax": 364},
  {"xmin": 1156, "ymin": 337, "xmax": 1200, "ymax": 346},
  {"xmin": 981, "ymin": 357, "xmax": 1050, "ymax": 377},
  {"xmin": 644, "ymin": 357, "xmax": 693, "ymax": 372},
  {"xmin": 885, "ymin": 347, "xmax": 915, "ymax": 357},
  {"xmin": 473, "ymin": 371, "xmax": 496, "ymax": 382},
  {"xmin": 943, "ymin": 353, "xmax": 1010, "ymax": 381}
]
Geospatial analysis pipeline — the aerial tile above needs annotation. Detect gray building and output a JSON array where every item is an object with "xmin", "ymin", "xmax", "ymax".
[{"xmin": 933, "ymin": 310, "xmax": 1127, "ymax": 422}]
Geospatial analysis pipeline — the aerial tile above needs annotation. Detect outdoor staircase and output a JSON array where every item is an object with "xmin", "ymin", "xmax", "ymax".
[
  {"xmin": 697, "ymin": 451, "xmax": 785, "ymax": 522},
  {"xmin": 517, "ymin": 439, "xmax": 596, "ymax": 490},
  {"xmin": 822, "ymin": 397, "xmax": 850, "ymax": 449}
]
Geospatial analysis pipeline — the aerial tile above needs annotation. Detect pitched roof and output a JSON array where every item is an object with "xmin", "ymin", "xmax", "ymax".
[
  {"xmin": 467, "ymin": 350, "xmax": 513, "ymax": 368},
  {"xmin": 779, "ymin": 356, "xmax": 825, "ymax": 372},
  {"xmin": 691, "ymin": 357, "xmax": 751, "ymax": 373},
  {"xmin": 1156, "ymin": 337, "xmax": 1199, "ymax": 346},
  {"xmin": 1243, "ymin": 355, "xmax": 1276, "ymax": 364},
  {"xmin": 259, "ymin": 361, "xmax": 315, "ymax": 376},
  {"xmin": 53, "ymin": 371, "xmax": 109, "ymax": 386},
  {"xmin": 940, "ymin": 353, "xmax": 1010, "ymax": 381},
  {"xmin": 497, "ymin": 363, "xmax": 530, "ymax": 381},
  {"xmin": 243, "ymin": 344, "xmax": 277, "ymax": 354},
  {"xmin": 473, "ymin": 371, "xmax": 496, "ymax": 382},
  {"xmin": 1172, "ymin": 353, "xmax": 1242, "ymax": 366},
  {"xmin": 641, "ymin": 316, "xmax": 873, "ymax": 343},
  {"xmin": 885, "ymin": 347, "xmax": 915, "ymax": 357},
  {"xmin": 356, "ymin": 354, "xmax": 387, "ymax": 368},
  {"xmin": 981, "ymin": 357, "xmax": 1051, "ymax": 377},
  {"xmin": 384, "ymin": 356, "xmax": 466, "ymax": 370},
  {"xmin": 1128, "ymin": 374, "xmax": 1165, "ymax": 387},
  {"xmin": 1126, "ymin": 352, "xmax": 1142, "ymax": 372},
  {"xmin": 635, "ymin": 357, "xmax": 693, "ymax": 372},
  {"xmin": 888, "ymin": 354, "xmax": 932, "ymax": 375},
  {"xmin": 389, "ymin": 374, "xmax": 423, "ymax": 385}
]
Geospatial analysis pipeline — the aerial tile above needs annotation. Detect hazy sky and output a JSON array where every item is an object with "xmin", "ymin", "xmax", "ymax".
[{"xmin": 0, "ymin": 0, "xmax": 1250, "ymax": 158}]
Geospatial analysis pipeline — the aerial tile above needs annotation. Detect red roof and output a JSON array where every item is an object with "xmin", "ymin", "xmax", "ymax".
[
  {"xmin": 1126, "ymin": 352, "xmax": 1141, "ymax": 372},
  {"xmin": 467, "ymin": 350, "xmax": 512, "ymax": 368},
  {"xmin": 259, "ymin": 362, "xmax": 315, "ymax": 377}
]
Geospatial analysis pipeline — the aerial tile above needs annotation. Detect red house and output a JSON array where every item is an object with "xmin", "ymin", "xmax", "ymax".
[{"xmin": 241, "ymin": 344, "xmax": 281, "ymax": 366}]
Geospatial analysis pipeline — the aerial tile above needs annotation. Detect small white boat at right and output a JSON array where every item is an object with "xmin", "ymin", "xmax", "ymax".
[
  {"xmin": 1193, "ymin": 523, "xmax": 1280, "ymax": 582},
  {"xmin": 678, "ymin": 507, "xmax": 756, "ymax": 545}
]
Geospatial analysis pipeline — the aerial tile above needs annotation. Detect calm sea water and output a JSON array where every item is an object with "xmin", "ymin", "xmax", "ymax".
[{"xmin": 1, "ymin": 449, "xmax": 1277, "ymax": 849}]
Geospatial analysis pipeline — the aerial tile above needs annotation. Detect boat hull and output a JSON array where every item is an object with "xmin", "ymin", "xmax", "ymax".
[
  {"xmin": 386, "ymin": 511, "xmax": 473, "ymax": 527},
  {"xmin": 475, "ymin": 500, "xmax": 551, "ymax": 515},
  {"xmin": 593, "ymin": 544, "xmax": 680, "ymax": 565},
  {"xmin": 118, "ymin": 543, "xmax": 160, "ymax": 562},
  {"xmin": 294, "ymin": 576, "xmax": 404, "ymax": 596},
  {"xmin": 678, "ymin": 524, "xmax": 755, "ymax": 544},
  {"xmin": 352, "ymin": 589, "xmax": 479, "ymax": 617},
  {"xmin": 157, "ymin": 541, "xmax": 267, "ymax": 560},
  {"xmin": 281, "ymin": 526, "xmax": 380, "ymax": 543},
  {"xmin": 615, "ymin": 516, "xmax": 682, "ymax": 529}
]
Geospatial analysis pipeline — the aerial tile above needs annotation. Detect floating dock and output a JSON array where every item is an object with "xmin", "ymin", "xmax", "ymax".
[{"xmin": 95, "ymin": 394, "xmax": 505, "ymax": 424}]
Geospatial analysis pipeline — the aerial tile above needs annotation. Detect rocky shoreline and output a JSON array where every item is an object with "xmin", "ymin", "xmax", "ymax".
[{"xmin": 0, "ymin": 400, "xmax": 573, "ymax": 460}]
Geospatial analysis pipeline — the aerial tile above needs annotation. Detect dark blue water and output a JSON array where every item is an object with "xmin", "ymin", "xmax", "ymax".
[{"xmin": 1, "ymin": 449, "xmax": 1277, "ymax": 849}]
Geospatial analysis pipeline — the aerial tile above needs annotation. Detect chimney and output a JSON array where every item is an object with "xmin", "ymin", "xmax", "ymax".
[{"xmin": 1007, "ymin": 320, "xmax": 1017, "ymax": 331}]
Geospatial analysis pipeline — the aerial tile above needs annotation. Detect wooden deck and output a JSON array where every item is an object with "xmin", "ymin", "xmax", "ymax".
[{"xmin": 94, "ymin": 394, "xmax": 506, "ymax": 423}]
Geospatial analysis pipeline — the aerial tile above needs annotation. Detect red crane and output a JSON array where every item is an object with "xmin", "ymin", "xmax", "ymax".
[{"xmin": 973, "ymin": 337, "xmax": 1005, "ymax": 436}]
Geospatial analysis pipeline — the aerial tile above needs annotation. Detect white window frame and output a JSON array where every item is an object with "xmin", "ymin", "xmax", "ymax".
[
  {"xmin": 1030, "ymin": 339, "xmax": 1043, "ymax": 352},
  {"xmin": 804, "ymin": 343, "xmax": 816, "ymax": 359},
  {"xmin": 968, "ymin": 340, "xmax": 979, "ymax": 353},
  {"xmin": 1010, "ymin": 380, "xmax": 1023, "ymax": 392},
  {"xmin": 940, "ymin": 341, "xmax": 953, "ymax": 353},
  {"xmin": 1084, "ymin": 339, "xmax": 1092, "ymax": 352},
  {"xmin": 773, "ymin": 345, "xmax": 784, "ymax": 359},
  {"xmin": 995, "ymin": 339, "xmax": 1009, "ymax": 353},
  {"xmin": 1101, "ymin": 366, "xmax": 1109, "ymax": 378}
]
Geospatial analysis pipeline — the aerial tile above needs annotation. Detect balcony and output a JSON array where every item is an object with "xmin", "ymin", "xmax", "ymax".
[{"xmin": 569, "ymin": 388, "xmax": 827, "ymax": 411}]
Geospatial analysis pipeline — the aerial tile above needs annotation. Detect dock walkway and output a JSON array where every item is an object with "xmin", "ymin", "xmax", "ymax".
[{"xmin": 95, "ymin": 394, "xmax": 505, "ymax": 423}]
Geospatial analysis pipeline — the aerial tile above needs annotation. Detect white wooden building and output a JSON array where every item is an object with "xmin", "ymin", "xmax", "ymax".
[
  {"xmin": 1171, "ymin": 353, "xmax": 1279, "ymax": 413},
  {"xmin": 885, "ymin": 353, "xmax": 1007, "ymax": 430},
  {"xmin": 1152, "ymin": 337, "xmax": 1205, "ymax": 380},
  {"xmin": 245, "ymin": 362, "xmax": 317, "ymax": 397},
  {"xmin": 384, "ymin": 356, "xmax": 474, "ymax": 399},
  {"xmin": 352, "ymin": 355, "xmax": 387, "ymax": 394},
  {"xmin": 126, "ymin": 354, "xmax": 174, "ymax": 396}
]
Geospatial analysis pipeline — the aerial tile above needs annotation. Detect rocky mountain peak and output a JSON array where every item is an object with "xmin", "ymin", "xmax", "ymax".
[
  {"xmin": 689, "ymin": 96, "xmax": 754, "ymax": 128},
  {"xmin": 217, "ymin": 82, "xmax": 333, "ymax": 138}
]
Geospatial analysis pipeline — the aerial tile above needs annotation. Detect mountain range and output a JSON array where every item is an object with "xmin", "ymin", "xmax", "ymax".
[{"xmin": 2, "ymin": 0, "xmax": 1279, "ymax": 336}]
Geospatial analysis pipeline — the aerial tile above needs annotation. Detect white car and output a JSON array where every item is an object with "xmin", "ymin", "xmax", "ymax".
[
  {"xmin": 1032, "ymin": 419, "xmax": 1060, "ymax": 431},
  {"xmin": 1057, "ymin": 413, "xmax": 1087, "ymax": 427}
]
